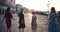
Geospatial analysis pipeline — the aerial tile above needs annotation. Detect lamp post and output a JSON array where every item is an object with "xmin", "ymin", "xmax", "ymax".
[
  {"xmin": 47, "ymin": 1, "xmax": 50, "ymax": 14},
  {"xmin": 47, "ymin": 1, "xmax": 50, "ymax": 19}
]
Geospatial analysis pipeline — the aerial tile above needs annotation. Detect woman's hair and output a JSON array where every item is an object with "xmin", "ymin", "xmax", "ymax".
[
  {"xmin": 50, "ymin": 7, "xmax": 56, "ymax": 14},
  {"xmin": 6, "ymin": 7, "xmax": 10, "ymax": 12},
  {"xmin": 20, "ymin": 8, "xmax": 24, "ymax": 13}
]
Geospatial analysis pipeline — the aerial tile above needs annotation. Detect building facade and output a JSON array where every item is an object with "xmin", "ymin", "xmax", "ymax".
[{"xmin": 0, "ymin": 0, "xmax": 16, "ymax": 14}]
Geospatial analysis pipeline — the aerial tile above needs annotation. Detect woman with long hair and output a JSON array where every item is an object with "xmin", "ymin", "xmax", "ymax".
[{"xmin": 48, "ymin": 7, "xmax": 58, "ymax": 32}]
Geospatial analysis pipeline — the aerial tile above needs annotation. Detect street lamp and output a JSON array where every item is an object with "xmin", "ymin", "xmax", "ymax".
[
  {"xmin": 47, "ymin": 1, "xmax": 50, "ymax": 11},
  {"xmin": 47, "ymin": 1, "xmax": 50, "ymax": 19},
  {"xmin": 47, "ymin": 1, "xmax": 50, "ymax": 14}
]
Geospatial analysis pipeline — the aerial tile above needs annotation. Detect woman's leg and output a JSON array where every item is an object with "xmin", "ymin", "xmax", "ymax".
[
  {"xmin": 6, "ymin": 24, "xmax": 11, "ymax": 32},
  {"xmin": 19, "ymin": 28, "xmax": 22, "ymax": 32},
  {"xmin": 22, "ymin": 28, "xmax": 24, "ymax": 32},
  {"xmin": 6, "ymin": 21, "xmax": 11, "ymax": 32},
  {"xmin": 6, "ymin": 29, "xmax": 9, "ymax": 32},
  {"xmin": 9, "ymin": 28, "xmax": 11, "ymax": 32}
]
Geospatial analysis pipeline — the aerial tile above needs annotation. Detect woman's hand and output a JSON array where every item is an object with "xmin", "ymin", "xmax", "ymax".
[{"xmin": 48, "ymin": 15, "xmax": 50, "ymax": 21}]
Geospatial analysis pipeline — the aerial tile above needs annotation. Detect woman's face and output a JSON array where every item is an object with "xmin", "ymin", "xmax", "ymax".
[{"xmin": 51, "ymin": 9, "xmax": 55, "ymax": 13}]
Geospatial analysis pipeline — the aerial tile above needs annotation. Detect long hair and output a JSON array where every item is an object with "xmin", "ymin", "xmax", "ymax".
[
  {"xmin": 6, "ymin": 7, "xmax": 10, "ymax": 13},
  {"xmin": 50, "ymin": 7, "xmax": 56, "ymax": 14}
]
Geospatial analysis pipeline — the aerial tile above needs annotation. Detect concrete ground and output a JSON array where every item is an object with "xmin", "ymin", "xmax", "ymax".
[{"xmin": 0, "ymin": 13, "xmax": 48, "ymax": 32}]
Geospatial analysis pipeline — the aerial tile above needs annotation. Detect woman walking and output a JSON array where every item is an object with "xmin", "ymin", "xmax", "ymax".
[
  {"xmin": 48, "ymin": 7, "xmax": 58, "ymax": 32},
  {"xmin": 31, "ymin": 11, "xmax": 37, "ymax": 32},
  {"xmin": 4, "ymin": 7, "xmax": 14, "ymax": 32},
  {"xmin": 18, "ymin": 8, "xmax": 25, "ymax": 32}
]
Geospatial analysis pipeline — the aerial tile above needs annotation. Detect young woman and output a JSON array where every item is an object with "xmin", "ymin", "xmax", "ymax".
[
  {"xmin": 48, "ymin": 7, "xmax": 58, "ymax": 32},
  {"xmin": 4, "ymin": 7, "xmax": 14, "ymax": 32},
  {"xmin": 18, "ymin": 8, "xmax": 25, "ymax": 32},
  {"xmin": 31, "ymin": 11, "xmax": 37, "ymax": 32}
]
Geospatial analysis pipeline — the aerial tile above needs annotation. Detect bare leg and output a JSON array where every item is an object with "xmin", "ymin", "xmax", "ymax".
[
  {"xmin": 34, "ymin": 30, "xmax": 36, "ymax": 32},
  {"xmin": 6, "ymin": 29, "xmax": 9, "ymax": 32},
  {"xmin": 22, "ymin": 28, "xmax": 24, "ymax": 32},
  {"xmin": 19, "ymin": 28, "xmax": 21, "ymax": 32},
  {"xmin": 9, "ymin": 28, "xmax": 11, "ymax": 32},
  {"xmin": 6, "ymin": 28, "xmax": 9, "ymax": 32},
  {"xmin": 32, "ymin": 30, "xmax": 36, "ymax": 32}
]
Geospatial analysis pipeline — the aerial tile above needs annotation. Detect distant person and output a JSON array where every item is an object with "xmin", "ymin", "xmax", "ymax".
[
  {"xmin": 3, "ymin": 7, "xmax": 14, "ymax": 32},
  {"xmin": 18, "ymin": 8, "xmax": 25, "ymax": 32},
  {"xmin": 57, "ymin": 11, "xmax": 60, "ymax": 32},
  {"xmin": 31, "ymin": 11, "xmax": 37, "ymax": 32},
  {"xmin": 48, "ymin": 7, "xmax": 58, "ymax": 32}
]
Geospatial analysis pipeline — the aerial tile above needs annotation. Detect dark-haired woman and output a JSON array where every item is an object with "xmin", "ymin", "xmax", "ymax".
[
  {"xmin": 18, "ymin": 8, "xmax": 25, "ymax": 32},
  {"xmin": 4, "ymin": 7, "xmax": 14, "ymax": 32},
  {"xmin": 48, "ymin": 7, "xmax": 58, "ymax": 32}
]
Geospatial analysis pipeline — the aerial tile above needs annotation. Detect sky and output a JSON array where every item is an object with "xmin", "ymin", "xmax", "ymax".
[{"xmin": 15, "ymin": 0, "xmax": 60, "ymax": 11}]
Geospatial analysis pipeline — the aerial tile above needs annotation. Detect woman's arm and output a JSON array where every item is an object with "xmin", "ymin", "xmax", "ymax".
[
  {"xmin": 34, "ymin": 15, "xmax": 36, "ymax": 20},
  {"xmin": 10, "ymin": 13, "xmax": 15, "ymax": 20},
  {"xmin": 47, "ymin": 15, "xmax": 50, "ymax": 24},
  {"xmin": 48, "ymin": 15, "xmax": 50, "ymax": 21},
  {"xmin": 18, "ymin": 13, "xmax": 20, "ymax": 17},
  {"xmin": 23, "ymin": 15, "xmax": 25, "ymax": 23}
]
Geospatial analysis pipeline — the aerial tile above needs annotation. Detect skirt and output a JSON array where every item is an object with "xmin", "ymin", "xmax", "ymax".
[
  {"xmin": 6, "ymin": 20, "xmax": 11, "ymax": 29},
  {"xmin": 19, "ymin": 22, "xmax": 25, "ymax": 29}
]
